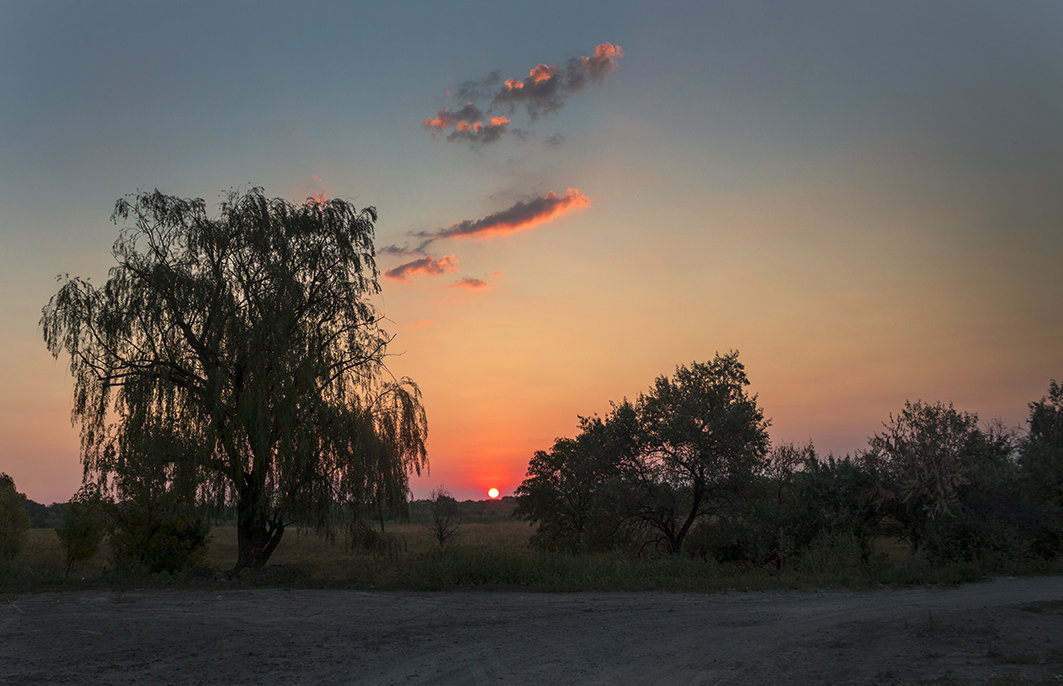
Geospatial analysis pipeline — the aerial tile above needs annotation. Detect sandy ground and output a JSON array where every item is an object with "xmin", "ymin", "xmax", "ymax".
[{"xmin": 2, "ymin": 576, "xmax": 1062, "ymax": 685}]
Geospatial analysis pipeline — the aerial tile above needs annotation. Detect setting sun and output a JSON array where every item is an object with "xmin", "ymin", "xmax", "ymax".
[{"xmin": 487, "ymin": 487, "xmax": 500, "ymax": 499}]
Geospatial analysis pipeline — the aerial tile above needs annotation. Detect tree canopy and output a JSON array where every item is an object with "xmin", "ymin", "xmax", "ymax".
[
  {"xmin": 517, "ymin": 352, "xmax": 770, "ymax": 555},
  {"xmin": 42, "ymin": 188, "xmax": 427, "ymax": 570}
]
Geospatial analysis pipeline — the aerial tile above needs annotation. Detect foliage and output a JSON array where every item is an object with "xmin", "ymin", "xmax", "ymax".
[
  {"xmin": 0, "ymin": 474, "xmax": 31, "ymax": 563},
  {"xmin": 866, "ymin": 400, "xmax": 1023, "ymax": 560},
  {"xmin": 623, "ymin": 354, "xmax": 769, "ymax": 554},
  {"xmin": 517, "ymin": 352, "xmax": 770, "ymax": 555},
  {"xmin": 23, "ymin": 498, "xmax": 66, "ymax": 528},
  {"xmin": 1020, "ymin": 379, "xmax": 1063, "ymax": 556},
  {"xmin": 427, "ymin": 488, "xmax": 462, "ymax": 547},
  {"xmin": 685, "ymin": 442, "xmax": 825, "ymax": 566},
  {"xmin": 56, "ymin": 484, "xmax": 111, "ymax": 575},
  {"xmin": 42, "ymin": 188, "xmax": 427, "ymax": 570},
  {"xmin": 109, "ymin": 492, "xmax": 210, "ymax": 574},
  {"xmin": 793, "ymin": 452, "xmax": 884, "ymax": 560},
  {"xmin": 515, "ymin": 403, "xmax": 637, "ymax": 553}
]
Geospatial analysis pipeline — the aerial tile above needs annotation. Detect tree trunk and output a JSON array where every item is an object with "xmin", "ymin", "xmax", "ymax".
[
  {"xmin": 234, "ymin": 476, "xmax": 285, "ymax": 572},
  {"xmin": 670, "ymin": 483, "xmax": 704, "ymax": 554}
]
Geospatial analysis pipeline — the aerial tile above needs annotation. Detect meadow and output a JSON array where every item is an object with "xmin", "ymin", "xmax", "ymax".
[{"xmin": 6, "ymin": 513, "xmax": 1061, "ymax": 594}]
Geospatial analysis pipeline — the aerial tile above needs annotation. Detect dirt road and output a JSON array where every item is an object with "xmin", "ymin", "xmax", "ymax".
[{"xmin": 3, "ymin": 576, "xmax": 1062, "ymax": 684}]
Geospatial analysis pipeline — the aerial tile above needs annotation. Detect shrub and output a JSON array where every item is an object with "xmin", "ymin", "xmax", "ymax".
[
  {"xmin": 428, "ymin": 488, "xmax": 461, "ymax": 547},
  {"xmin": 0, "ymin": 474, "xmax": 30, "ymax": 563},
  {"xmin": 109, "ymin": 494, "xmax": 209, "ymax": 574},
  {"xmin": 56, "ymin": 484, "xmax": 111, "ymax": 575}
]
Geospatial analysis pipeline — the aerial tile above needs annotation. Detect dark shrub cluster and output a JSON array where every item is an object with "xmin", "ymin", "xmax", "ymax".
[
  {"xmin": 518, "ymin": 363, "xmax": 1063, "ymax": 571},
  {"xmin": 108, "ymin": 493, "xmax": 210, "ymax": 574}
]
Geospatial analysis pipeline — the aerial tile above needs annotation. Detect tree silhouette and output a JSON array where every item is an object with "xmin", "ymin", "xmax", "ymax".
[
  {"xmin": 0, "ymin": 474, "xmax": 30, "ymax": 563},
  {"xmin": 42, "ymin": 188, "xmax": 427, "ymax": 571},
  {"xmin": 631, "ymin": 352, "xmax": 770, "ymax": 553},
  {"xmin": 515, "ymin": 403, "xmax": 638, "ymax": 553},
  {"xmin": 56, "ymin": 484, "xmax": 109, "ymax": 576},
  {"xmin": 518, "ymin": 352, "xmax": 770, "ymax": 555},
  {"xmin": 428, "ymin": 488, "xmax": 461, "ymax": 547},
  {"xmin": 1021, "ymin": 379, "xmax": 1063, "ymax": 554},
  {"xmin": 867, "ymin": 400, "xmax": 1013, "ymax": 554}
]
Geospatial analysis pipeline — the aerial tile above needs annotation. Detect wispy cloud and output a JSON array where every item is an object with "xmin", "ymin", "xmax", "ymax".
[
  {"xmin": 423, "ymin": 102, "xmax": 483, "ymax": 130},
  {"xmin": 383, "ymin": 254, "xmax": 458, "ymax": 282},
  {"xmin": 382, "ymin": 190, "xmax": 588, "ymax": 286},
  {"xmin": 423, "ymin": 43, "xmax": 624, "ymax": 146},
  {"xmin": 452, "ymin": 277, "xmax": 491, "ymax": 290},
  {"xmin": 492, "ymin": 43, "xmax": 624, "ymax": 119},
  {"xmin": 447, "ymin": 116, "xmax": 511, "ymax": 145},
  {"xmin": 417, "ymin": 188, "xmax": 590, "ymax": 246}
]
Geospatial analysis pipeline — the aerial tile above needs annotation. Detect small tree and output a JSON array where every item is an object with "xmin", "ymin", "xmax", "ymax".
[
  {"xmin": 56, "ymin": 484, "xmax": 111, "ymax": 575},
  {"xmin": 518, "ymin": 352, "xmax": 770, "ymax": 556},
  {"xmin": 0, "ymin": 474, "xmax": 31, "ymax": 563},
  {"xmin": 868, "ymin": 400, "xmax": 1017, "ymax": 557},
  {"xmin": 632, "ymin": 352, "xmax": 770, "ymax": 554},
  {"xmin": 427, "ymin": 488, "xmax": 461, "ymax": 547}
]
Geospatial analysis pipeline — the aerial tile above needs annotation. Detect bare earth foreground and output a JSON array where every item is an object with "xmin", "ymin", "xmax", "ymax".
[{"xmin": 3, "ymin": 576, "xmax": 1062, "ymax": 685}]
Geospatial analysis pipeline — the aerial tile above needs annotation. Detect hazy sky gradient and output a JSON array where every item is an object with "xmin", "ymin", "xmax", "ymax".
[{"xmin": 2, "ymin": 1, "xmax": 1061, "ymax": 503}]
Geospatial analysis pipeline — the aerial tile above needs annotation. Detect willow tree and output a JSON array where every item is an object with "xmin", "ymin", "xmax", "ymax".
[{"xmin": 42, "ymin": 188, "xmax": 427, "ymax": 570}]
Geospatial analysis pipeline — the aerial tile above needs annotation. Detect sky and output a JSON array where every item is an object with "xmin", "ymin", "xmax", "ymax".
[{"xmin": 1, "ymin": 1, "xmax": 1061, "ymax": 504}]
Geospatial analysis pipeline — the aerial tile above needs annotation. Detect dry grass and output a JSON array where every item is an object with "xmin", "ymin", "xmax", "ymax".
[
  {"xmin": 206, "ymin": 520, "xmax": 533, "ymax": 565},
  {"xmin": 3, "ymin": 522, "xmax": 1060, "ymax": 593}
]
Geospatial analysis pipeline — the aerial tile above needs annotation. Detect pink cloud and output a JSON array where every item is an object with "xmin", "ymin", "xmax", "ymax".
[
  {"xmin": 528, "ymin": 64, "xmax": 558, "ymax": 84},
  {"xmin": 581, "ymin": 43, "xmax": 625, "ymax": 79},
  {"xmin": 446, "ymin": 115, "xmax": 510, "ymax": 144},
  {"xmin": 423, "ymin": 42, "xmax": 624, "ymax": 143},
  {"xmin": 428, "ymin": 189, "xmax": 590, "ymax": 242},
  {"xmin": 491, "ymin": 43, "xmax": 625, "ymax": 118},
  {"xmin": 300, "ymin": 174, "xmax": 330, "ymax": 205},
  {"xmin": 384, "ymin": 254, "xmax": 459, "ymax": 282},
  {"xmin": 453, "ymin": 277, "xmax": 490, "ymax": 290},
  {"xmin": 422, "ymin": 103, "xmax": 483, "ymax": 131}
]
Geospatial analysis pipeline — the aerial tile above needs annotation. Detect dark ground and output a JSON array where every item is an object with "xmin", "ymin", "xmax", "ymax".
[{"xmin": 3, "ymin": 576, "xmax": 1062, "ymax": 684}]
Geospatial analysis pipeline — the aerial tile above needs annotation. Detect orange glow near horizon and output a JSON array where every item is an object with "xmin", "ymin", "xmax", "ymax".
[{"xmin": 487, "ymin": 487, "xmax": 500, "ymax": 499}]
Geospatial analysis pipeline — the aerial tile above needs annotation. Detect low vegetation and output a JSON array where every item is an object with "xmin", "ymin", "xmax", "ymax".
[{"xmin": 2, "ymin": 501, "xmax": 1061, "ymax": 594}]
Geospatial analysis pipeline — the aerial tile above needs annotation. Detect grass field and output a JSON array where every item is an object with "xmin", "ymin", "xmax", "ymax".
[{"xmin": 4, "ymin": 519, "xmax": 1061, "ymax": 594}]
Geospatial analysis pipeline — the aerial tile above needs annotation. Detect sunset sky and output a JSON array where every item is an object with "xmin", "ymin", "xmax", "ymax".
[{"xmin": 2, "ymin": 1, "xmax": 1061, "ymax": 504}]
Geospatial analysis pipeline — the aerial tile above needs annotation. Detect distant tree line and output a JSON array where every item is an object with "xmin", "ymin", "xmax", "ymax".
[{"xmin": 516, "ymin": 353, "xmax": 1063, "ymax": 567}]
